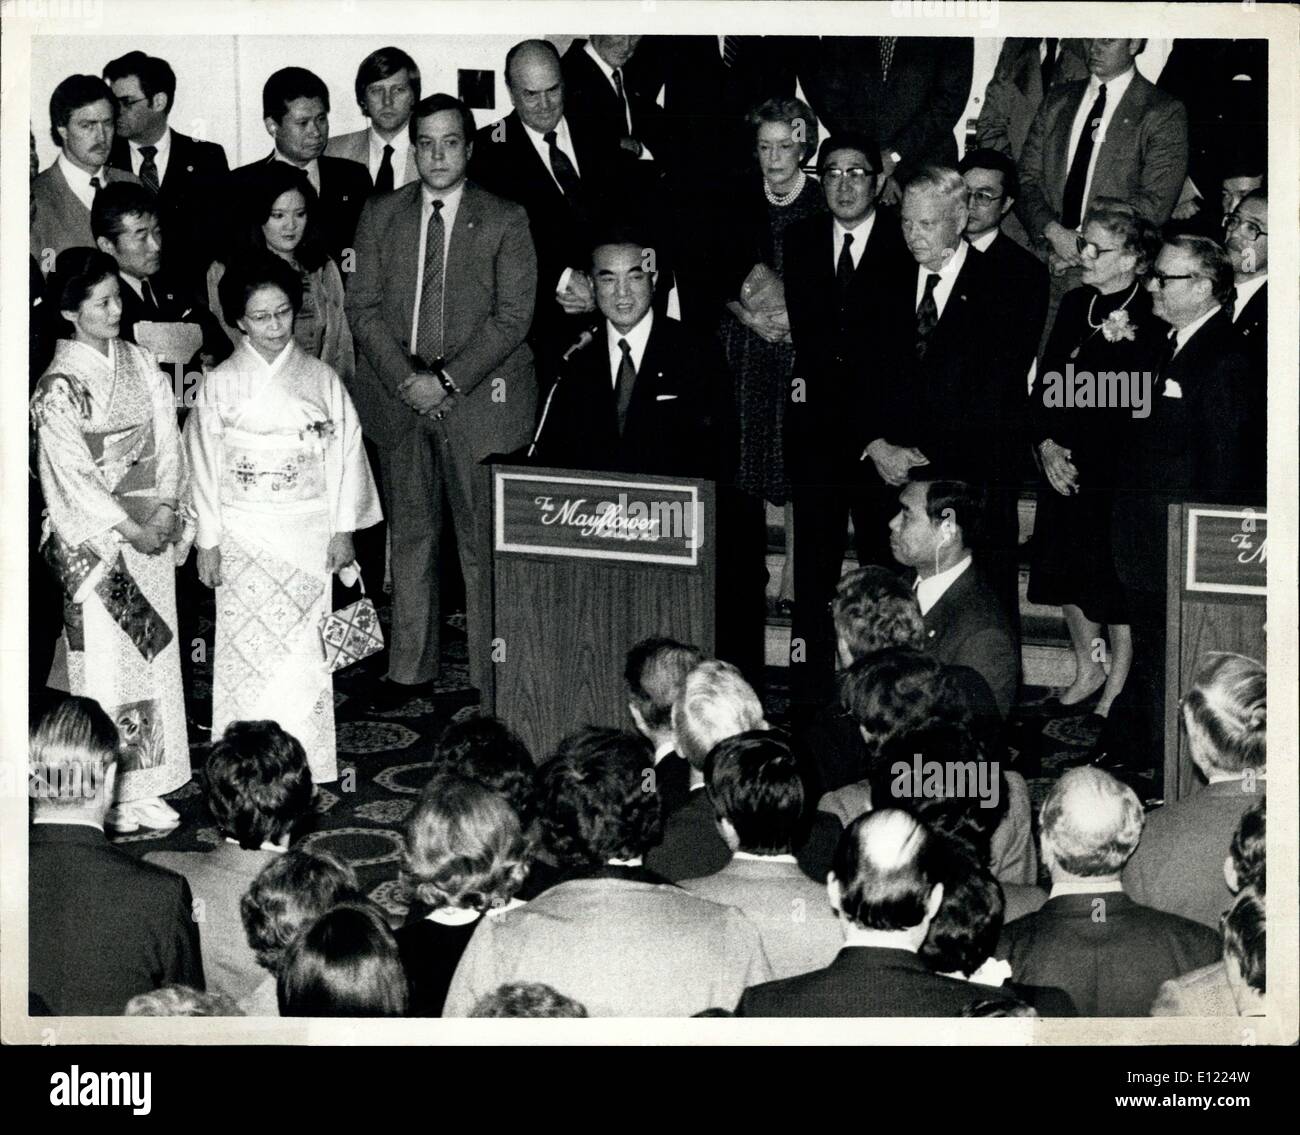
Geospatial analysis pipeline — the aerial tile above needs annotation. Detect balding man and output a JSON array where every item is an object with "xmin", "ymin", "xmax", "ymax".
[
  {"xmin": 997, "ymin": 767, "xmax": 1220, "ymax": 1016},
  {"xmin": 737, "ymin": 810, "xmax": 1020, "ymax": 1015}
]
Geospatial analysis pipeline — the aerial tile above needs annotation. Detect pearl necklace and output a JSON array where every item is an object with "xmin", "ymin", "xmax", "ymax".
[
  {"xmin": 1086, "ymin": 280, "xmax": 1139, "ymax": 329},
  {"xmin": 764, "ymin": 170, "xmax": 806, "ymax": 207}
]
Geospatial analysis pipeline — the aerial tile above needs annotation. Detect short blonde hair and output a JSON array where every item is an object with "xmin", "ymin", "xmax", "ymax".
[
  {"xmin": 1040, "ymin": 767, "xmax": 1144, "ymax": 877},
  {"xmin": 1182, "ymin": 653, "xmax": 1266, "ymax": 776},
  {"xmin": 673, "ymin": 660, "xmax": 766, "ymax": 770}
]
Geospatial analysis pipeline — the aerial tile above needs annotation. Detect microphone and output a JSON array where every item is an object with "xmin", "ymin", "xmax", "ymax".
[
  {"xmin": 562, "ymin": 323, "xmax": 601, "ymax": 362},
  {"xmin": 528, "ymin": 325, "xmax": 601, "ymax": 459}
]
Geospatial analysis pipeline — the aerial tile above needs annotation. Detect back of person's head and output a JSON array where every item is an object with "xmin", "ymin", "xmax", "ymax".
[
  {"xmin": 832, "ymin": 567, "xmax": 924, "ymax": 661},
  {"xmin": 49, "ymin": 74, "xmax": 113, "ymax": 149},
  {"xmin": 832, "ymin": 809, "xmax": 943, "ymax": 931},
  {"xmin": 277, "ymin": 901, "xmax": 408, "ymax": 1017},
  {"xmin": 263, "ymin": 66, "xmax": 329, "ymax": 122},
  {"xmin": 624, "ymin": 636, "xmax": 705, "ymax": 736},
  {"xmin": 705, "ymin": 731, "xmax": 806, "ymax": 855},
  {"xmin": 1228, "ymin": 797, "xmax": 1266, "ymax": 895},
  {"xmin": 1183, "ymin": 653, "xmax": 1266, "ymax": 777},
  {"xmin": 403, "ymin": 773, "xmax": 531, "ymax": 912},
  {"xmin": 840, "ymin": 647, "xmax": 948, "ymax": 759},
  {"xmin": 674, "ymin": 660, "xmax": 767, "ymax": 771},
  {"xmin": 205, "ymin": 720, "xmax": 312, "ymax": 849},
  {"xmin": 919, "ymin": 837, "xmax": 1004, "ymax": 977},
  {"xmin": 125, "ymin": 985, "xmax": 243, "ymax": 1016},
  {"xmin": 30, "ymin": 695, "xmax": 119, "ymax": 816},
  {"xmin": 534, "ymin": 727, "xmax": 659, "ymax": 867},
  {"xmin": 90, "ymin": 181, "xmax": 159, "ymax": 245},
  {"xmin": 432, "ymin": 713, "xmax": 535, "ymax": 823},
  {"xmin": 1222, "ymin": 887, "xmax": 1266, "ymax": 1000},
  {"xmin": 240, "ymin": 848, "xmax": 361, "ymax": 974},
  {"xmin": 1040, "ymin": 766, "xmax": 1144, "ymax": 879},
  {"xmin": 470, "ymin": 982, "xmax": 588, "ymax": 1017}
]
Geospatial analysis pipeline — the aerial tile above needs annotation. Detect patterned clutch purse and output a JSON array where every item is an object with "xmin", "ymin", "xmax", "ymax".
[{"xmin": 319, "ymin": 573, "xmax": 384, "ymax": 673}]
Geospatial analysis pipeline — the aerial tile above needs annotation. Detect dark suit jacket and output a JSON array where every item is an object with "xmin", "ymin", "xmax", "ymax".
[
  {"xmin": 797, "ymin": 37, "xmax": 973, "ymax": 179},
  {"xmin": 975, "ymin": 38, "xmax": 1091, "ymax": 160},
  {"xmin": 1234, "ymin": 282, "xmax": 1267, "ymax": 492},
  {"xmin": 561, "ymin": 40, "xmax": 668, "ymax": 169},
  {"xmin": 345, "ymin": 179, "xmax": 538, "ymax": 451},
  {"xmin": 737, "ymin": 944, "xmax": 1018, "ymax": 1017},
  {"xmin": 229, "ymin": 153, "xmax": 372, "ymax": 269},
  {"xmin": 996, "ymin": 891, "xmax": 1222, "ymax": 1017},
  {"xmin": 110, "ymin": 129, "xmax": 229, "ymax": 287},
  {"xmin": 922, "ymin": 563, "xmax": 1019, "ymax": 720},
  {"xmin": 531, "ymin": 312, "xmax": 733, "ymax": 479},
  {"xmin": 30, "ymin": 823, "xmax": 204, "ymax": 1015},
  {"xmin": 30, "ymin": 162, "xmax": 140, "ymax": 270},
  {"xmin": 1018, "ymin": 71, "xmax": 1189, "ymax": 243},
  {"xmin": 655, "ymin": 750, "xmax": 691, "ymax": 816},
  {"xmin": 117, "ymin": 268, "xmax": 232, "ymax": 371},
  {"xmin": 970, "ymin": 230, "xmax": 1049, "ymax": 379}
]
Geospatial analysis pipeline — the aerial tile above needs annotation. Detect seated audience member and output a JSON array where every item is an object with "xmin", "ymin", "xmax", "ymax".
[
  {"xmin": 921, "ymin": 837, "xmax": 1074, "ymax": 1015},
  {"xmin": 889, "ymin": 479, "xmax": 1019, "ymax": 719},
  {"xmin": 29, "ymin": 697, "xmax": 204, "ymax": 1015},
  {"xmin": 443, "ymin": 727, "xmax": 771, "ymax": 1016},
  {"xmin": 146, "ymin": 720, "xmax": 313, "ymax": 1006},
  {"xmin": 682, "ymin": 733, "xmax": 844, "ymax": 980},
  {"xmin": 997, "ymin": 768, "xmax": 1221, "ymax": 1017},
  {"xmin": 1124, "ymin": 653, "xmax": 1265, "ymax": 928},
  {"xmin": 737, "ymin": 810, "xmax": 1019, "ymax": 1016},
  {"xmin": 469, "ymin": 982, "xmax": 589, "ymax": 1018},
  {"xmin": 396, "ymin": 774, "xmax": 532, "ymax": 1016},
  {"xmin": 278, "ymin": 901, "xmax": 409, "ymax": 1017},
  {"xmin": 1222, "ymin": 887, "xmax": 1266, "ymax": 1017},
  {"xmin": 238, "ymin": 848, "xmax": 362, "ymax": 1016},
  {"xmin": 125, "ymin": 986, "xmax": 243, "ymax": 1016},
  {"xmin": 1151, "ymin": 798, "xmax": 1264, "ymax": 1017},
  {"xmin": 624, "ymin": 636, "xmax": 706, "ymax": 815}
]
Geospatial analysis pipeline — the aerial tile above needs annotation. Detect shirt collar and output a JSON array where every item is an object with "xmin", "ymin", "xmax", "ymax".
[
  {"xmin": 57, "ymin": 150, "xmax": 106, "ymax": 188},
  {"xmin": 607, "ymin": 856, "xmax": 644, "ymax": 868},
  {"xmin": 119, "ymin": 271, "xmax": 146, "ymax": 297},
  {"xmin": 1174, "ymin": 303, "xmax": 1222, "ymax": 354},
  {"xmin": 915, "ymin": 553, "xmax": 972, "ymax": 615},
  {"xmin": 1049, "ymin": 878, "xmax": 1124, "ymax": 898},
  {"xmin": 968, "ymin": 228, "xmax": 999, "ymax": 253},
  {"xmin": 223, "ymin": 836, "xmax": 288, "ymax": 853},
  {"xmin": 927, "ymin": 235, "xmax": 969, "ymax": 282},
  {"xmin": 1233, "ymin": 273, "xmax": 1267, "ymax": 316},
  {"xmin": 370, "ymin": 124, "xmax": 410, "ymax": 155},
  {"xmin": 653, "ymin": 739, "xmax": 676, "ymax": 763},
  {"xmin": 606, "ymin": 308, "xmax": 654, "ymax": 356},
  {"xmin": 129, "ymin": 127, "xmax": 171, "ymax": 160},
  {"xmin": 274, "ymin": 151, "xmax": 319, "ymax": 179},
  {"xmin": 733, "ymin": 850, "xmax": 799, "ymax": 864},
  {"xmin": 521, "ymin": 114, "xmax": 573, "ymax": 147},
  {"xmin": 584, "ymin": 40, "xmax": 622, "ymax": 87},
  {"xmin": 424, "ymin": 905, "xmax": 482, "ymax": 926},
  {"xmin": 1087, "ymin": 64, "xmax": 1136, "ymax": 103},
  {"xmin": 241, "ymin": 336, "xmax": 296, "ymax": 378},
  {"xmin": 834, "ymin": 210, "xmax": 876, "ymax": 239},
  {"xmin": 422, "ymin": 180, "xmax": 465, "ymax": 211}
]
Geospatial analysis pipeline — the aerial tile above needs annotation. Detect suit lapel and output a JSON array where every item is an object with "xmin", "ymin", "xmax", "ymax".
[
  {"xmin": 625, "ymin": 317, "xmax": 665, "ymax": 425},
  {"xmin": 925, "ymin": 251, "xmax": 978, "ymax": 350},
  {"xmin": 1090, "ymin": 74, "xmax": 1149, "ymax": 211},
  {"xmin": 508, "ymin": 113, "xmax": 568, "ymax": 209},
  {"xmin": 1047, "ymin": 81, "xmax": 1089, "ymax": 209},
  {"xmin": 392, "ymin": 184, "xmax": 424, "ymax": 339}
]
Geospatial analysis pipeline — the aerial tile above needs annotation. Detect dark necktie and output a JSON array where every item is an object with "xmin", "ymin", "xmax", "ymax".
[
  {"xmin": 89, "ymin": 174, "xmax": 102, "ymax": 203},
  {"xmin": 375, "ymin": 144, "xmax": 394, "ymax": 194},
  {"xmin": 1158, "ymin": 329, "xmax": 1178, "ymax": 378},
  {"xmin": 543, "ymin": 129, "xmax": 584, "ymax": 205},
  {"xmin": 915, "ymin": 272, "xmax": 940, "ymax": 357},
  {"xmin": 415, "ymin": 199, "xmax": 445, "ymax": 364},
  {"xmin": 614, "ymin": 338, "xmax": 637, "ymax": 435},
  {"xmin": 1041, "ymin": 38, "xmax": 1059, "ymax": 91},
  {"xmin": 141, "ymin": 278, "xmax": 159, "ymax": 316},
  {"xmin": 879, "ymin": 37, "xmax": 898, "ymax": 83},
  {"xmin": 836, "ymin": 232, "xmax": 856, "ymax": 293},
  {"xmin": 138, "ymin": 145, "xmax": 160, "ymax": 195},
  {"xmin": 1061, "ymin": 82, "xmax": 1107, "ymax": 230},
  {"xmin": 722, "ymin": 35, "xmax": 740, "ymax": 69}
]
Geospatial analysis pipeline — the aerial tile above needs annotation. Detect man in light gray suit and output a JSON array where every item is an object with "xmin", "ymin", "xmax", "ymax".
[
  {"xmin": 347, "ymin": 93, "xmax": 537, "ymax": 706},
  {"xmin": 31, "ymin": 74, "xmax": 140, "ymax": 273},
  {"xmin": 325, "ymin": 46, "xmax": 421, "ymax": 192}
]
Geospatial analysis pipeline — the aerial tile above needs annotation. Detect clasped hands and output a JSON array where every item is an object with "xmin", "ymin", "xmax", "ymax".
[
  {"xmin": 862, "ymin": 440, "xmax": 930, "ymax": 487},
  {"xmin": 122, "ymin": 502, "xmax": 182, "ymax": 556},
  {"xmin": 197, "ymin": 532, "xmax": 355, "ymax": 590},
  {"xmin": 399, "ymin": 371, "xmax": 453, "ymax": 419}
]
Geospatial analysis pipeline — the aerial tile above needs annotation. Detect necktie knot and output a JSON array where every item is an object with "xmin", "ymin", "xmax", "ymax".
[
  {"xmin": 618, "ymin": 338, "xmax": 632, "ymax": 358},
  {"xmin": 544, "ymin": 129, "xmax": 559, "ymax": 146},
  {"xmin": 140, "ymin": 145, "xmax": 156, "ymax": 160},
  {"xmin": 843, "ymin": 233, "xmax": 854, "ymax": 249},
  {"xmin": 923, "ymin": 272, "xmax": 939, "ymax": 295},
  {"xmin": 89, "ymin": 175, "xmax": 101, "ymax": 190},
  {"xmin": 383, "ymin": 143, "xmax": 393, "ymax": 157}
]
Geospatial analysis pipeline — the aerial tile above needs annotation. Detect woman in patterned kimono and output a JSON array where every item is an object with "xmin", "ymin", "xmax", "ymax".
[
  {"xmin": 185, "ymin": 254, "xmax": 381, "ymax": 785},
  {"xmin": 30, "ymin": 249, "xmax": 191, "ymax": 833}
]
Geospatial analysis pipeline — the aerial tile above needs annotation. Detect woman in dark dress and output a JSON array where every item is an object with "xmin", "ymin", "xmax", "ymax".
[
  {"xmin": 1029, "ymin": 199, "xmax": 1165, "ymax": 720},
  {"xmin": 715, "ymin": 96, "xmax": 827, "ymax": 611}
]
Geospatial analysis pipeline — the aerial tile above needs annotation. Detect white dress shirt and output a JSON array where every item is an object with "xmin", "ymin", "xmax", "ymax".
[
  {"xmin": 914, "ymin": 553, "xmax": 972, "ymax": 616},
  {"xmin": 57, "ymin": 151, "xmax": 108, "ymax": 211},
  {"xmin": 1064, "ymin": 66, "xmax": 1137, "ymax": 228},
  {"xmin": 409, "ymin": 181, "xmax": 465, "ymax": 357},
  {"xmin": 128, "ymin": 127, "xmax": 172, "ymax": 184},
  {"xmin": 1172, "ymin": 303, "xmax": 1221, "ymax": 358},
  {"xmin": 605, "ymin": 309, "xmax": 654, "ymax": 387},
  {"xmin": 1049, "ymin": 879, "xmax": 1124, "ymax": 898},
  {"xmin": 520, "ymin": 115, "xmax": 582, "ymax": 190},
  {"xmin": 368, "ymin": 126, "xmax": 415, "ymax": 188},
  {"xmin": 653, "ymin": 739, "xmax": 676, "ymax": 765},
  {"xmin": 968, "ymin": 227, "xmax": 1000, "ymax": 253},
  {"xmin": 913, "ymin": 236, "xmax": 968, "ymax": 323},
  {"xmin": 583, "ymin": 40, "xmax": 653, "ymax": 160},
  {"xmin": 1233, "ymin": 274, "xmax": 1267, "ymax": 322},
  {"xmin": 273, "ymin": 150, "xmax": 320, "ymax": 194},
  {"xmin": 832, "ymin": 210, "xmax": 877, "ymax": 274}
]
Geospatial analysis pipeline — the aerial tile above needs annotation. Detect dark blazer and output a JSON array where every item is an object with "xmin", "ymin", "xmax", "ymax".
[
  {"xmin": 996, "ymin": 891, "xmax": 1222, "ymax": 1017},
  {"xmin": 109, "ymin": 129, "xmax": 230, "ymax": 287},
  {"xmin": 737, "ymin": 944, "xmax": 1019, "ymax": 1017},
  {"xmin": 922, "ymin": 563, "xmax": 1019, "ymax": 720},
  {"xmin": 395, "ymin": 916, "xmax": 478, "ymax": 1017},
  {"xmin": 1235, "ymin": 281, "xmax": 1267, "ymax": 373},
  {"xmin": 561, "ymin": 40, "xmax": 668, "ymax": 168},
  {"xmin": 229, "ymin": 153, "xmax": 372, "ymax": 269},
  {"xmin": 1018, "ymin": 71, "xmax": 1189, "ymax": 244},
  {"xmin": 345, "ymin": 179, "xmax": 538, "ymax": 450},
  {"xmin": 1234, "ymin": 282, "xmax": 1267, "ymax": 492},
  {"xmin": 30, "ymin": 162, "xmax": 140, "ymax": 270},
  {"xmin": 29, "ymin": 823, "xmax": 204, "ymax": 1015},
  {"xmin": 797, "ymin": 37, "xmax": 974, "ymax": 179},
  {"xmin": 975, "ymin": 38, "xmax": 1091, "ymax": 159},
  {"xmin": 531, "ymin": 312, "xmax": 733, "ymax": 479},
  {"xmin": 655, "ymin": 750, "xmax": 692, "ymax": 816},
  {"xmin": 970, "ymin": 230, "xmax": 1049, "ymax": 375},
  {"xmin": 117, "ymin": 268, "xmax": 233, "ymax": 370}
]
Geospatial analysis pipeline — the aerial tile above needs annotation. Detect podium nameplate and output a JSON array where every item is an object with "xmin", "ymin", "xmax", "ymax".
[
  {"xmin": 493, "ymin": 470, "xmax": 702, "ymax": 566},
  {"xmin": 1185, "ymin": 507, "xmax": 1266, "ymax": 596}
]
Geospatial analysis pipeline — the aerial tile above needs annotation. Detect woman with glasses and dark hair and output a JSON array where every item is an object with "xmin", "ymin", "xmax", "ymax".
[
  {"xmin": 207, "ymin": 162, "xmax": 355, "ymax": 382},
  {"xmin": 29, "ymin": 248, "xmax": 191, "ymax": 834},
  {"xmin": 1027, "ymin": 198, "xmax": 1165, "ymax": 728},
  {"xmin": 183, "ymin": 254, "xmax": 381, "ymax": 785}
]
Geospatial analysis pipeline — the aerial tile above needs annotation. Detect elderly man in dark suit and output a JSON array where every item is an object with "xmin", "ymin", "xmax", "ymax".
[
  {"xmin": 229, "ymin": 67, "xmax": 372, "ymax": 269},
  {"xmin": 29, "ymin": 697, "xmax": 203, "ymax": 1015},
  {"xmin": 31, "ymin": 74, "xmax": 141, "ymax": 272},
  {"xmin": 103, "ymin": 51, "xmax": 229, "ymax": 290},
  {"xmin": 347, "ymin": 93, "xmax": 537, "ymax": 707},
  {"xmin": 738, "ymin": 809, "xmax": 1019, "ymax": 1016},
  {"xmin": 997, "ymin": 767, "xmax": 1221, "ymax": 1016}
]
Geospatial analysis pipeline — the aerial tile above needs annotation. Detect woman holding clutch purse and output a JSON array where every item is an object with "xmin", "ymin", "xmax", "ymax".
[
  {"xmin": 30, "ymin": 249, "xmax": 191, "ymax": 833},
  {"xmin": 184, "ymin": 254, "xmax": 381, "ymax": 785},
  {"xmin": 717, "ymin": 97, "xmax": 827, "ymax": 614}
]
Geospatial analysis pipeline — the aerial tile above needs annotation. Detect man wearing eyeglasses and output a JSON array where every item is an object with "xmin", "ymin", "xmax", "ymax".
[
  {"xmin": 103, "ymin": 51, "xmax": 229, "ymax": 293},
  {"xmin": 1225, "ymin": 191, "xmax": 1268, "ymax": 371}
]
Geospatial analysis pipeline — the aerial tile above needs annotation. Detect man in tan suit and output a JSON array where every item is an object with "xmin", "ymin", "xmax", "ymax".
[
  {"xmin": 325, "ymin": 45, "xmax": 421, "ymax": 192},
  {"xmin": 347, "ymin": 93, "xmax": 537, "ymax": 706}
]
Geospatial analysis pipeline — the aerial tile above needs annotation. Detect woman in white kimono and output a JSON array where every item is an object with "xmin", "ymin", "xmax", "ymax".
[
  {"xmin": 30, "ymin": 249, "xmax": 191, "ymax": 833},
  {"xmin": 185, "ymin": 254, "xmax": 381, "ymax": 784}
]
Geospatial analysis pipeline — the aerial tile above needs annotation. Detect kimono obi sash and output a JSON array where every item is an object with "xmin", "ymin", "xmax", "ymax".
[
  {"xmin": 220, "ymin": 425, "xmax": 328, "ymax": 509},
  {"xmin": 85, "ymin": 419, "xmax": 158, "ymax": 525}
]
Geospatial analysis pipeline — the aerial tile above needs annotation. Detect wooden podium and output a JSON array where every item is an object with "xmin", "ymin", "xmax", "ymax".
[
  {"xmin": 1164, "ymin": 502, "xmax": 1267, "ymax": 802},
  {"xmin": 478, "ymin": 461, "xmax": 716, "ymax": 762}
]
